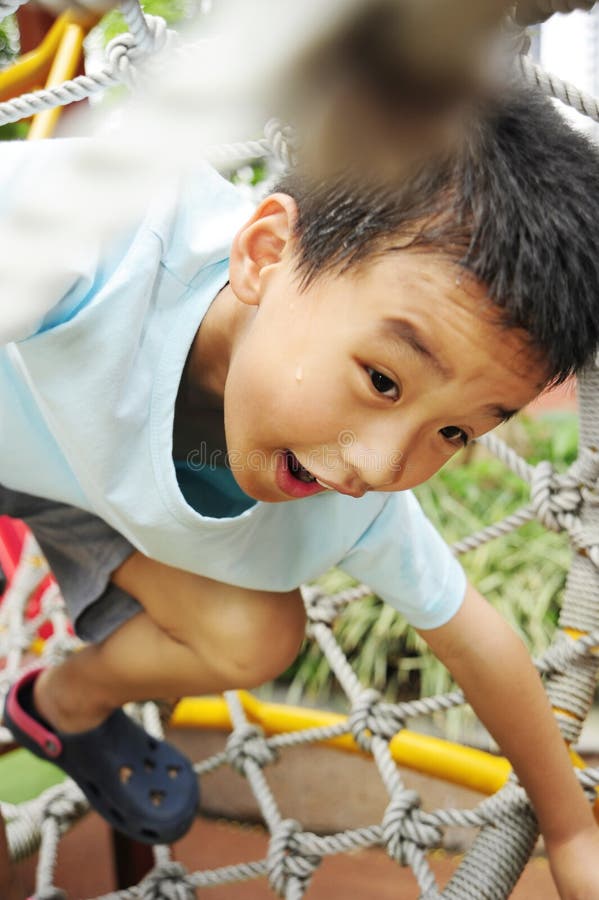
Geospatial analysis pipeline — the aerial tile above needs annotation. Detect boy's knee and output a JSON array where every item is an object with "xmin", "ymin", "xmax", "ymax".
[
  {"xmin": 163, "ymin": 583, "xmax": 307, "ymax": 689},
  {"xmin": 113, "ymin": 556, "xmax": 307, "ymax": 688},
  {"xmin": 211, "ymin": 588, "xmax": 307, "ymax": 688}
]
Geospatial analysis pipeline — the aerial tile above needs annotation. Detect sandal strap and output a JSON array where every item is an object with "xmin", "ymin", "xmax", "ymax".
[{"xmin": 4, "ymin": 667, "xmax": 62, "ymax": 758}]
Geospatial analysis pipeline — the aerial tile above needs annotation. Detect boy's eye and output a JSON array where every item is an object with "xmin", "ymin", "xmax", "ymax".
[
  {"xmin": 439, "ymin": 425, "xmax": 469, "ymax": 447},
  {"xmin": 367, "ymin": 367, "xmax": 400, "ymax": 400}
]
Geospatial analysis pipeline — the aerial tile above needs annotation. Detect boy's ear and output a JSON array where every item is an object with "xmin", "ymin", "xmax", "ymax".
[{"xmin": 229, "ymin": 193, "xmax": 298, "ymax": 305}]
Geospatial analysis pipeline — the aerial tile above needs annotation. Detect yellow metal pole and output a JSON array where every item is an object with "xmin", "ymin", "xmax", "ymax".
[
  {"xmin": 172, "ymin": 691, "xmax": 596, "ymax": 800},
  {"xmin": 0, "ymin": 14, "xmax": 68, "ymax": 102},
  {"xmin": 171, "ymin": 693, "xmax": 513, "ymax": 795},
  {"xmin": 27, "ymin": 21, "xmax": 85, "ymax": 140}
]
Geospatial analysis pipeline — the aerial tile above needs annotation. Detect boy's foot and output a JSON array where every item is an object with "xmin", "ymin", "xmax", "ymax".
[
  {"xmin": 33, "ymin": 665, "xmax": 113, "ymax": 734},
  {"xmin": 3, "ymin": 667, "xmax": 199, "ymax": 845}
]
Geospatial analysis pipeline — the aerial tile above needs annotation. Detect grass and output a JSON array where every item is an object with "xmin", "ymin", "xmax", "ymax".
[
  {"xmin": 0, "ymin": 15, "xmax": 18, "ymax": 67},
  {"xmin": 0, "ymin": 15, "xmax": 26, "ymax": 141},
  {"xmin": 281, "ymin": 412, "xmax": 577, "ymax": 711},
  {"xmin": 0, "ymin": 749, "xmax": 64, "ymax": 804},
  {"xmin": 96, "ymin": 0, "xmax": 190, "ymax": 45}
]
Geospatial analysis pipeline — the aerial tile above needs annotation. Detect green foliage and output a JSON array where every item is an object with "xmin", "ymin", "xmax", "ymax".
[
  {"xmin": 0, "ymin": 14, "xmax": 18, "ymax": 68},
  {"xmin": 89, "ymin": 0, "xmax": 192, "ymax": 109},
  {"xmin": 98, "ymin": 0, "xmax": 188, "ymax": 45},
  {"xmin": 0, "ymin": 121, "xmax": 28, "ymax": 140},
  {"xmin": 0, "ymin": 15, "xmax": 27, "ymax": 139},
  {"xmin": 0, "ymin": 749, "xmax": 64, "ymax": 803},
  {"xmin": 282, "ymin": 413, "xmax": 577, "ymax": 709},
  {"xmin": 232, "ymin": 162, "xmax": 268, "ymax": 187}
]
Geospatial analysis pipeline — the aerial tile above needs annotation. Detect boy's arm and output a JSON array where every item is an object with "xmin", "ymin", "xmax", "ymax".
[
  {"xmin": 0, "ymin": 138, "xmax": 149, "ymax": 346},
  {"xmin": 418, "ymin": 581, "xmax": 599, "ymax": 900}
]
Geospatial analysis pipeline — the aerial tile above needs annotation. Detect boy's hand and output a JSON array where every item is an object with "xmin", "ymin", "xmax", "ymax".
[
  {"xmin": 417, "ymin": 582, "xmax": 599, "ymax": 900},
  {"xmin": 546, "ymin": 826, "xmax": 599, "ymax": 900},
  {"xmin": 516, "ymin": 0, "xmax": 595, "ymax": 26}
]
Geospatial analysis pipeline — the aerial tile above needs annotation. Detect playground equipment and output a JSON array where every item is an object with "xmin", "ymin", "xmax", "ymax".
[
  {"xmin": 1, "ymin": 1, "xmax": 599, "ymax": 897},
  {"xmin": 0, "ymin": 9, "xmax": 97, "ymax": 138}
]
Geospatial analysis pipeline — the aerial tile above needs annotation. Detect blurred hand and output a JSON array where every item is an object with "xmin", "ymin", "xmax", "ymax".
[{"xmin": 515, "ymin": 0, "xmax": 596, "ymax": 26}]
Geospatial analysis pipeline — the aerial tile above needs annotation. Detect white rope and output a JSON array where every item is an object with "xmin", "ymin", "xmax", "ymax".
[
  {"xmin": 2, "ymin": 488, "xmax": 598, "ymax": 898},
  {"xmin": 0, "ymin": 0, "xmax": 26, "ymax": 17},
  {"xmin": 520, "ymin": 54, "xmax": 599, "ymax": 123},
  {"xmin": 0, "ymin": 8, "xmax": 172, "ymax": 126}
]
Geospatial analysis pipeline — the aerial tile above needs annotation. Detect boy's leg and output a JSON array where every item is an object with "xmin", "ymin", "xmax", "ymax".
[{"xmin": 33, "ymin": 551, "xmax": 307, "ymax": 733}]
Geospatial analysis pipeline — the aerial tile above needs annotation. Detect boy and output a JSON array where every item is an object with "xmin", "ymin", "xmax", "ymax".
[{"xmin": 3, "ymin": 84, "xmax": 599, "ymax": 895}]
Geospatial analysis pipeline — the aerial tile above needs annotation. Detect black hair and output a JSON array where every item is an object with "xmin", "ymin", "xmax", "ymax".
[{"xmin": 277, "ymin": 85, "xmax": 599, "ymax": 385}]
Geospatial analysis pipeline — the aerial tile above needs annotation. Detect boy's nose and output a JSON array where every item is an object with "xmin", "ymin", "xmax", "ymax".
[
  {"xmin": 343, "ymin": 431, "xmax": 412, "ymax": 491},
  {"xmin": 359, "ymin": 453, "xmax": 404, "ymax": 490}
]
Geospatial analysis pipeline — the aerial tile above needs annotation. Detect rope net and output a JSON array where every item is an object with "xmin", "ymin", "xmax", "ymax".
[{"xmin": 1, "ymin": 2, "xmax": 599, "ymax": 898}]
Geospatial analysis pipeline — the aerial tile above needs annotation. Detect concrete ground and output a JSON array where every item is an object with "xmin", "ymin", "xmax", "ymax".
[{"xmin": 13, "ymin": 812, "xmax": 559, "ymax": 900}]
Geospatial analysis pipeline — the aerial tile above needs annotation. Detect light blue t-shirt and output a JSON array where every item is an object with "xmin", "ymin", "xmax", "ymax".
[{"xmin": 0, "ymin": 138, "xmax": 465, "ymax": 630}]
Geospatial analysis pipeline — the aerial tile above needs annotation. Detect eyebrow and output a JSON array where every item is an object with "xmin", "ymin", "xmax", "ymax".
[
  {"xmin": 482, "ymin": 404, "xmax": 520, "ymax": 423},
  {"xmin": 380, "ymin": 318, "xmax": 521, "ymax": 423},
  {"xmin": 380, "ymin": 318, "xmax": 453, "ymax": 379}
]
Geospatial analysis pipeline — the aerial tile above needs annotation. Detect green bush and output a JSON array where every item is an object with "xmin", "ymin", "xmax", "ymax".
[
  {"xmin": 97, "ymin": 0, "xmax": 189, "ymax": 45},
  {"xmin": 0, "ymin": 14, "xmax": 18, "ymax": 67},
  {"xmin": 0, "ymin": 14, "xmax": 25, "ymax": 140}
]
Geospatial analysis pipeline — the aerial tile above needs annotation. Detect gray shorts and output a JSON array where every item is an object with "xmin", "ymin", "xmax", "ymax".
[{"xmin": 0, "ymin": 484, "xmax": 142, "ymax": 643}]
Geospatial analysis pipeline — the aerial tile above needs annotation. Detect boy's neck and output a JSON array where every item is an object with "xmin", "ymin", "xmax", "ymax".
[
  {"xmin": 185, "ymin": 282, "xmax": 246, "ymax": 404},
  {"xmin": 172, "ymin": 282, "xmax": 249, "ymax": 460}
]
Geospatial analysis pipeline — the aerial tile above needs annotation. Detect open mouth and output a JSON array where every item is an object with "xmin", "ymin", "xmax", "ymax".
[
  {"xmin": 285, "ymin": 451, "xmax": 332, "ymax": 489},
  {"xmin": 286, "ymin": 451, "xmax": 317, "ymax": 483}
]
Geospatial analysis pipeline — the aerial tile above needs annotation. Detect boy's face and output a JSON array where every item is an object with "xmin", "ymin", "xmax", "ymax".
[{"xmin": 214, "ymin": 203, "xmax": 547, "ymax": 503}]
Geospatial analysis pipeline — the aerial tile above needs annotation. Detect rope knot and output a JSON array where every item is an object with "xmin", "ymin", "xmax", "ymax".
[
  {"xmin": 530, "ymin": 459, "xmax": 583, "ymax": 531},
  {"xmin": 267, "ymin": 819, "xmax": 320, "ymax": 897},
  {"xmin": 263, "ymin": 118, "xmax": 298, "ymax": 169},
  {"xmin": 133, "ymin": 14, "xmax": 169, "ymax": 56},
  {"xmin": 105, "ymin": 32, "xmax": 139, "ymax": 87},
  {"xmin": 105, "ymin": 16, "xmax": 170, "ymax": 88},
  {"xmin": 139, "ymin": 862, "xmax": 194, "ymax": 900},
  {"xmin": 303, "ymin": 585, "xmax": 344, "ymax": 628},
  {"xmin": 43, "ymin": 791, "xmax": 88, "ymax": 827},
  {"xmin": 382, "ymin": 790, "xmax": 442, "ymax": 865},
  {"xmin": 348, "ymin": 689, "xmax": 405, "ymax": 752},
  {"xmin": 225, "ymin": 724, "xmax": 278, "ymax": 775}
]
